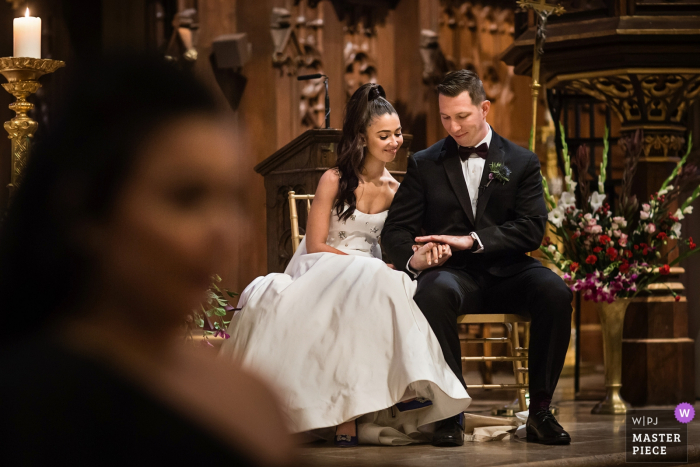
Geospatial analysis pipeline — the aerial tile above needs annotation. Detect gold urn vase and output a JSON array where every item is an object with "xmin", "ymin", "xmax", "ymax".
[{"xmin": 591, "ymin": 298, "xmax": 632, "ymax": 415}]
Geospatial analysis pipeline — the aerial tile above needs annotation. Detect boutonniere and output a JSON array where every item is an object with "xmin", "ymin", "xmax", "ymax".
[{"xmin": 486, "ymin": 162, "xmax": 511, "ymax": 188}]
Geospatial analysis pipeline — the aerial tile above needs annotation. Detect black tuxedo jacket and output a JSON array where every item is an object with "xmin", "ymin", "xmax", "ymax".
[{"xmin": 382, "ymin": 130, "xmax": 547, "ymax": 278}]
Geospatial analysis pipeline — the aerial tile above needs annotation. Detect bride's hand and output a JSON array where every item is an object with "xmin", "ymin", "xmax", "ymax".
[
  {"xmin": 409, "ymin": 242, "xmax": 452, "ymax": 271},
  {"xmin": 414, "ymin": 235, "xmax": 473, "ymax": 251}
]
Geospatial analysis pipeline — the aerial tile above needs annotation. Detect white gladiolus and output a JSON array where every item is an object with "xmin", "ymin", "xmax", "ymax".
[
  {"xmin": 548, "ymin": 245, "xmax": 557, "ymax": 253},
  {"xmin": 674, "ymin": 208, "xmax": 685, "ymax": 221},
  {"xmin": 658, "ymin": 185, "xmax": 673, "ymax": 196},
  {"xmin": 559, "ymin": 191, "xmax": 577, "ymax": 210},
  {"xmin": 548, "ymin": 207, "xmax": 565, "ymax": 227},
  {"xmin": 565, "ymin": 175, "xmax": 577, "ymax": 192},
  {"xmin": 672, "ymin": 222, "xmax": 682, "ymax": 237},
  {"xmin": 589, "ymin": 191, "xmax": 606, "ymax": 213},
  {"xmin": 684, "ymin": 206, "xmax": 694, "ymax": 215}
]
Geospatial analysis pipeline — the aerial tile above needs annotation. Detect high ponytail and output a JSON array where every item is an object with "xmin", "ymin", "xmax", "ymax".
[{"xmin": 334, "ymin": 83, "xmax": 396, "ymax": 221}]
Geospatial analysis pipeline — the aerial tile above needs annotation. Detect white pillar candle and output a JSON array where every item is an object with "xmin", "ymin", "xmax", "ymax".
[{"xmin": 13, "ymin": 8, "xmax": 41, "ymax": 59}]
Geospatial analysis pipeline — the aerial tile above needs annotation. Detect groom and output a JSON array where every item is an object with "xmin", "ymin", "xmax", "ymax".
[{"xmin": 382, "ymin": 70, "xmax": 573, "ymax": 446}]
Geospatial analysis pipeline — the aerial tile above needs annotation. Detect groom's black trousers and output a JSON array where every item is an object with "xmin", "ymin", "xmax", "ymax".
[{"xmin": 413, "ymin": 266, "xmax": 573, "ymax": 398}]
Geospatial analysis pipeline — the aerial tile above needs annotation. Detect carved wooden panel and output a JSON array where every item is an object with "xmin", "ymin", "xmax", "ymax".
[
  {"xmin": 428, "ymin": 1, "xmax": 533, "ymax": 146},
  {"xmin": 272, "ymin": 2, "xmax": 328, "ymax": 132}
]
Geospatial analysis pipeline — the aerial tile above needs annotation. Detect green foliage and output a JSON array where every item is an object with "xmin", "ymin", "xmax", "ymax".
[{"xmin": 185, "ymin": 275, "xmax": 238, "ymax": 344}]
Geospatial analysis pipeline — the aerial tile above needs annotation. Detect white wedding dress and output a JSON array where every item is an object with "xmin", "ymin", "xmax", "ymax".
[{"xmin": 219, "ymin": 206, "xmax": 471, "ymax": 444}]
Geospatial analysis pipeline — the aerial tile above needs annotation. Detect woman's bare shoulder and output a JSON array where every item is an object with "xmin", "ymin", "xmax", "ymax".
[
  {"xmin": 384, "ymin": 170, "xmax": 400, "ymax": 194},
  {"xmin": 314, "ymin": 169, "xmax": 340, "ymax": 201}
]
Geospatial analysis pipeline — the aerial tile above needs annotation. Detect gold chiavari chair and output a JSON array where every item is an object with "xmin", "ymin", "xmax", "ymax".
[
  {"xmin": 287, "ymin": 189, "xmax": 530, "ymax": 411},
  {"xmin": 458, "ymin": 313, "xmax": 530, "ymax": 411},
  {"xmin": 288, "ymin": 191, "xmax": 314, "ymax": 253}
]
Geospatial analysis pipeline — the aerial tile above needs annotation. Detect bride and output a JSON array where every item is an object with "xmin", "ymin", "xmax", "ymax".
[{"xmin": 220, "ymin": 83, "xmax": 471, "ymax": 446}]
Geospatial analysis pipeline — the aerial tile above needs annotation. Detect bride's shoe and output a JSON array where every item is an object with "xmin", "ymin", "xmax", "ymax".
[{"xmin": 334, "ymin": 419, "xmax": 358, "ymax": 448}]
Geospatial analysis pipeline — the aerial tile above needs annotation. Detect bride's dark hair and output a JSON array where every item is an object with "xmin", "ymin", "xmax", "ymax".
[{"xmin": 334, "ymin": 83, "xmax": 396, "ymax": 221}]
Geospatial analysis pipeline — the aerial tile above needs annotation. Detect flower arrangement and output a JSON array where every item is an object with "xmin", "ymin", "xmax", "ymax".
[
  {"xmin": 540, "ymin": 126, "xmax": 700, "ymax": 303},
  {"xmin": 186, "ymin": 274, "xmax": 238, "ymax": 345}
]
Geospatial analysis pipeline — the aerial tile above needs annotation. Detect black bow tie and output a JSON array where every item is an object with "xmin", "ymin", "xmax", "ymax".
[{"xmin": 458, "ymin": 143, "xmax": 488, "ymax": 161}]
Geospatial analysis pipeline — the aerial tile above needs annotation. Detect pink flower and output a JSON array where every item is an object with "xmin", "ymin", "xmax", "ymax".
[
  {"xmin": 618, "ymin": 233, "xmax": 628, "ymax": 247},
  {"xmin": 645, "ymin": 223, "xmax": 656, "ymax": 234},
  {"xmin": 642, "ymin": 203, "xmax": 651, "ymax": 212}
]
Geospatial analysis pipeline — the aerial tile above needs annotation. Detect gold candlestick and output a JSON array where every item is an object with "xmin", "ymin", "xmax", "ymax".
[{"xmin": 0, "ymin": 57, "xmax": 65, "ymax": 196}]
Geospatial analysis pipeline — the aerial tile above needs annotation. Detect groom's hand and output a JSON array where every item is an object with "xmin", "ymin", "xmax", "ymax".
[
  {"xmin": 414, "ymin": 235, "xmax": 473, "ymax": 251},
  {"xmin": 409, "ymin": 242, "xmax": 452, "ymax": 271}
]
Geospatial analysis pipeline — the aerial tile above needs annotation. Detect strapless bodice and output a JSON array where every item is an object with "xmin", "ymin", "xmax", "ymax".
[{"xmin": 326, "ymin": 206, "xmax": 387, "ymax": 259}]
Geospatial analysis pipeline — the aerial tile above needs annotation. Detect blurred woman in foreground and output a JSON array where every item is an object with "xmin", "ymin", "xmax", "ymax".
[{"xmin": 0, "ymin": 56, "xmax": 294, "ymax": 466}]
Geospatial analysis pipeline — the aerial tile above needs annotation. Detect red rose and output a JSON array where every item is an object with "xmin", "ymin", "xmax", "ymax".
[
  {"xmin": 625, "ymin": 250, "xmax": 633, "ymax": 259},
  {"xmin": 606, "ymin": 247, "xmax": 618, "ymax": 260},
  {"xmin": 570, "ymin": 262, "xmax": 580, "ymax": 273},
  {"xmin": 690, "ymin": 237, "xmax": 696, "ymax": 250},
  {"xmin": 659, "ymin": 264, "xmax": 670, "ymax": 275},
  {"xmin": 599, "ymin": 235, "xmax": 611, "ymax": 245},
  {"xmin": 633, "ymin": 245, "xmax": 639, "ymax": 250},
  {"xmin": 619, "ymin": 261, "xmax": 630, "ymax": 274},
  {"xmin": 593, "ymin": 246, "xmax": 603, "ymax": 253},
  {"xmin": 675, "ymin": 295, "xmax": 682, "ymax": 302},
  {"xmin": 586, "ymin": 255, "xmax": 597, "ymax": 265},
  {"xmin": 643, "ymin": 248, "xmax": 649, "ymax": 256},
  {"xmin": 657, "ymin": 232, "xmax": 668, "ymax": 241}
]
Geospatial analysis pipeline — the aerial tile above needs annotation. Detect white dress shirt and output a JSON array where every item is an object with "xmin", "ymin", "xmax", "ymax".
[
  {"xmin": 461, "ymin": 125, "xmax": 492, "ymax": 220},
  {"xmin": 405, "ymin": 125, "xmax": 491, "ymax": 278}
]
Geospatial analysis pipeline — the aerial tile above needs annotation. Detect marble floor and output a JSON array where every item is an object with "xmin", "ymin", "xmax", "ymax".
[{"xmin": 299, "ymin": 372, "xmax": 700, "ymax": 466}]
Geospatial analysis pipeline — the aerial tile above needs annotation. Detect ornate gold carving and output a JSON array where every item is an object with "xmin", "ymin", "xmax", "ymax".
[
  {"xmin": 553, "ymin": 69, "xmax": 700, "ymax": 158},
  {"xmin": 642, "ymin": 132, "xmax": 685, "ymax": 159},
  {"xmin": 557, "ymin": 71, "xmax": 700, "ymax": 124},
  {"xmin": 0, "ymin": 57, "xmax": 66, "ymax": 82}
]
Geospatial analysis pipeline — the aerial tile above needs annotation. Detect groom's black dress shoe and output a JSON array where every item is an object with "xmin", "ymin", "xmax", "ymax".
[
  {"xmin": 526, "ymin": 409, "xmax": 571, "ymax": 445},
  {"xmin": 431, "ymin": 413, "xmax": 464, "ymax": 447}
]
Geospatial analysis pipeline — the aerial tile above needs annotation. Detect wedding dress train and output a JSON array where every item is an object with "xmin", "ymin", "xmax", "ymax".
[{"xmin": 219, "ymin": 207, "xmax": 471, "ymax": 444}]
